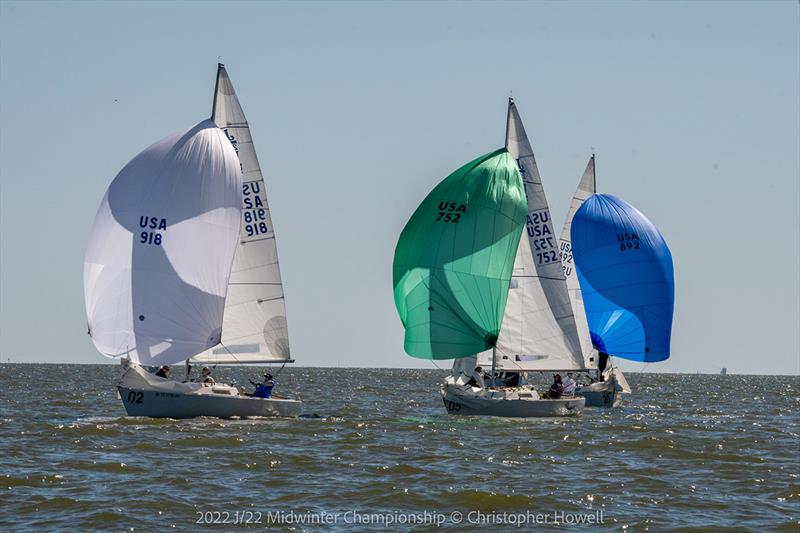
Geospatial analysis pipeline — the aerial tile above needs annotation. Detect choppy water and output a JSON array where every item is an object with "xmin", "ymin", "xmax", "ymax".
[{"xmin": 0, "ymin": 365, "xmax": 797, "ymax": 531}]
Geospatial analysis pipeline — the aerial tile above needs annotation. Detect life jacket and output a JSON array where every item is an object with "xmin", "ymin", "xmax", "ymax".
[{"xmin": 254, "ymin": 383, "xmax": 274, "ymax": 398}]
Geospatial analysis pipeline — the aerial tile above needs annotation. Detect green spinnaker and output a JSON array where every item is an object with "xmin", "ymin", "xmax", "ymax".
[{"xmin": 393, "ymin": 148, "xmax": 527, "ymax": 359}]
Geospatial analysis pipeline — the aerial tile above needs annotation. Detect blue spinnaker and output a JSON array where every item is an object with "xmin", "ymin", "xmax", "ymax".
[{"xmin": 571, "ymin": 194, "xmax": 674, "ymax": 362}]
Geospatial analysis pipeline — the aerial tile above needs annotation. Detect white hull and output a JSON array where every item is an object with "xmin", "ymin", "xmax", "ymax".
[
  {"xmin": 441, "ymin": 383, "xmax": 584, "ymax": 417},
  {"xmin": 576, "ymin": 387, "xmax": 621, "ymax": 408},
  {"xmin": 575, "ymin": 368, "xmax": 629, "ymax": 408},
  {"xmin": 118, "ymin": 385, "xmax": 301, "ymax": 418},
  {"xmin": 116, "ymin": 362, "xmax": 301, "ymax": 418}
]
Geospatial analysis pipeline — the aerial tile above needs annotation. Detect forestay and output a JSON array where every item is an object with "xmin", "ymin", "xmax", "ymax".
[
  {"xmin": 558, "ymin": 156, "xmax": 599, "ymax": 369},
  {"xmin": 84, "ymin": 120, "xmax": 242, "ymax": 367},
  {"xmin": 571, "ymin": 194, "xmax": 674, "ymax": 362},
  {"xmin": 478, "ymin": 99, "xmax": 584, "ymax": 372},
  {"xmin": 192, "ymin": 64, "xmax": 291, "ymax": 365},
  {"xmin": 393, "ymin": 148, "xmax": 527, "ymax": 359}
]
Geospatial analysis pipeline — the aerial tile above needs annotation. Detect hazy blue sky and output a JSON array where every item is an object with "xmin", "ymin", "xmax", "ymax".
[{"xmin": 1, "ymin": 1, "xmax": 798, "ymax": 374}]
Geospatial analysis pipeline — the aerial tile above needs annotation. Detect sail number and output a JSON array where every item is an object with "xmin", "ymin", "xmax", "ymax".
[
  {"xmin": 127, "ymin": 391, "xmax": 144, "ymax": 404},
  {"xmin": 224, "ymin": 128, "xmax": 239, "ymax": 154},
  {"xmin": 138, "ymin": 216, "xmax": 166, "ymax": 246},
  {"xmin": 617, "ymin": 232, "xmax": 641, "ymax": 251},
  {"xmin": 436, "ymin": 201, "xmax": 466, "ymax": 223},
  {"xmin": 527, "ymin": 210, "xmax": 557, "ymax": 265},
  {"xmin": 560, "ymin": 241, "xmax": 574, "ymax": 277},
  {"xmin": 244, "ymin": 209, "xmax": 268, "ymax": 237},
  {"xmin": 242, "ymin": 182, "xmax": 270, "ymax": 239},
  {"xmin": 246, "ymin": 222, "xmax": 269, "ymax": 237},
  {"xmin": 446, "ymin": 401, "xmax": 462, "ymax": 412}
]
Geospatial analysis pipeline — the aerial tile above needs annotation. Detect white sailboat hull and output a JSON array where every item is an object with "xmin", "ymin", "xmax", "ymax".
[
  {"xmin": 575, "ymin": 367, "xmax": 629, "ymax": 408},
  {"xmin": 575, "ymin": 386, "xmax": 621, "ymax": 408},
  {"xmin": 116, "ymin": 362, "xmax": 301, "ymax": 418},
  {"xmin": 118, "ymin": 385, "xmax": 302, "ymax": 418},
  {"xmin": 441, "ymin": 383, "xmax": 584, "ymax": 417}
]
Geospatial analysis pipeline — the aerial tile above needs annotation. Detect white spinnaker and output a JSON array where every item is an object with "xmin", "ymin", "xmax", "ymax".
[
  {"xmin": 559, "ymin": 156, "xmax": 599, "ymax": 369},
  {"xmin": 84, "ymin": 120, "xmax": 242, "ymax": 367},
  {"xmin": 478, "ymin": 99, "xmax": 584, "ymax": 372},
  {"xmin": 192, "ymin": 64, "xmax": 290, "ymax": 365}
]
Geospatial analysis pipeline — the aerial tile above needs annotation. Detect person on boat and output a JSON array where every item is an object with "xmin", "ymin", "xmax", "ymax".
[
  {"xmin": 195, "ymin": 367, "xmax": 215, "ymax": 384},
  {"xmin": 249, "ymin": 372, "xmax": 276, "ymax": 398},
  {"xmin": 543, "ymin": 374, "xmax": 563, "ymax": 399},
  {"xmin": 562, "ymin": 372, "xmax": 577, "ymax": 396},
  {"xmin": 466, "ymin": 366, "xmax": 486, "ymax": 388},
  {"xmin": 597, "ymin": 351, "xmax": 610, "ymax": 380},
  {"xmin": 154, "ymin": 365, "xmax": 171, "ymax": 379}
]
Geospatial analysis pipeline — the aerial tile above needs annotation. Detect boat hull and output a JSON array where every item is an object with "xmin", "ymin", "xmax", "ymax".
[
  {"xmin": 575, "ymin": 369, "xmax": 628, "ymax": 408},
  {"xmin": 441, "ymin": 387, "xmax": 584, "ymax": 417},
  {"xmin": 118, "ymin": 386, "xmax": 302, "ymax": 419},
  {"xmin": 576, "ymin": 387, "xmax": 621, "ymax": 408}
]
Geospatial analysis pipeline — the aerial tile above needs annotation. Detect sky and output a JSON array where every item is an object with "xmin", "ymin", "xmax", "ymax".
[{"xmin": 1, "ymin": 1, "xmax": 798, "ymax": 374}]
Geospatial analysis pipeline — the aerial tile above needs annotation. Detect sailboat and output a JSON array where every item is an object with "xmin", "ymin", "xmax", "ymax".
[
  {"xmin": 84, "ymin": 64, "xmax": 301, "ymax": 418},
  {"xmin": 568, "ymin": 184, "xmax": 675, "ymax": 403},
  {"xmin": 393, "ymin": 98, "xmax": 586, "ymax": 417},
  {"xmin": 559, "ymin": 156, "xmax": 630, "ymax": 407}
]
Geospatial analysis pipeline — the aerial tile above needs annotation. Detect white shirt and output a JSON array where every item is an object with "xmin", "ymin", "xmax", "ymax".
[{"xmin": 562, "ymin": 376, "xmax": 577, "ymax": 395}]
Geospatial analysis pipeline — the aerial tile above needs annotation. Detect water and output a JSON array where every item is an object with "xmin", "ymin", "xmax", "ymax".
[{"xmin": 1, "ymin": 365, "xmax": 797, "ymax": 531}]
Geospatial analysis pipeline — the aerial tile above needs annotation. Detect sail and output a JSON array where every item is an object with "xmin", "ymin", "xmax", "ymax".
[
  {"xmin": 192, "ymin": 64, "xmax": 291, "ymax": 365},
  {"xmin": 558, "ymin": 156, "xmax": 599, "ymax": 369},
  {"xmin": 478, "ymin": 99, "xmax": 584, "ymax": 372},
  {"xmin": 393, "ymin": 148, "xmax": 527, "ymax": 359},
  {"xmin": 571, "ymin": 194, "xmax": 674, "ymax": 362},
  {"xmin": 84, "ymin": 120, "xmax": 243, "ymax": 367}
]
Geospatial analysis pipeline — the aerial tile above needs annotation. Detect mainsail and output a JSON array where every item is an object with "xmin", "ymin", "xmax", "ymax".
[
  {"xmin": 393, "ymin": 148, "xmax": 527, "ymax": 359},
  {"xmin": 477, "ymin": 99, "xmax": 585, "ymax": 372},
  {"xmin": 571, "ymin": 194, "xmax": 674, "ymax": 362},
  {"xmin": 192, "ymin": 64, "xmax": 291, "ymax": 365},
  {"xmin": 84, "ymin": 120, "xmax": 243, "ymax": 367},
  {"xmin": 558, "ymin": 156, "xmax": 599, "ymax": 369}
]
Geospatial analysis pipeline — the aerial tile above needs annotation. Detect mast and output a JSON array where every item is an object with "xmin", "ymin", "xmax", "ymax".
[
  {"xmin": 211, "ymin": 63, "xmax": 223, "ymax": 122},
  {"xmin": 490, "ymin": 346, "xmax": 497, "ymax": 387},
  {"xmin": 504, "ymin": 97, "xmax": 513, "ymax": 150}
]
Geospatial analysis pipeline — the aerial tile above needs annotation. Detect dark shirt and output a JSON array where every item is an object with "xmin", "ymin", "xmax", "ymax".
[{"xmin": 547, "ymin": 383, "xmax": 563, "ymax": 399}]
